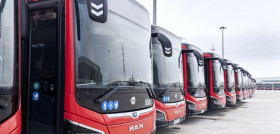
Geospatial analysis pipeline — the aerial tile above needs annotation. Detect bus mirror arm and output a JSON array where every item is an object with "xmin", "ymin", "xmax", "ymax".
[
  {"xmin": 152, "ymin": 32, "xmax": 173, "ymax": 57},
  {"xmin": 0, "ymin": 98, "xmax": 8, "ymax": 109},
  {"xmin": 144, "ymin": 83, "xmax": 156, "ymax": 99}
]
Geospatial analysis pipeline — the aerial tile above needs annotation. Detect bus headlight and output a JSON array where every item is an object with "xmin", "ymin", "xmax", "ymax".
[
  {"xmin": 188, "ymin": 103, "xmax": 197, "ymax": 111},
  {"xmin": 213, "ymin": 99, "xmax": 220, "ymax": 105},
  {"xmin": 227, "ymin": 97, "xmax": 232, "ymax": 101},
  {"xmin": 156, "ymin": 110, "xmax": 166, "ymax": 121}
]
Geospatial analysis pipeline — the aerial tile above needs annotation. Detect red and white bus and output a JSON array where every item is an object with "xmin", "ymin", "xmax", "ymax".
[
  {"xmin": 22, "ymin": 0, "xmax": 157, "ymax": 133},
  {"xmin": 242, "ymin": 70, "xmax": 250, "ymax": 100},
  {"xmin": 256, "ymin": 83, "xmax": 264, "ymax": 90},
  {"xmin": 203, "ymin": 53, "xmax": 226, "ymax": 109},
  {"xmin": 181, "ymin": 43, "xmax": 207, "ymax": 115},
  {"xmin": 151, "ymin": 25, "xmax": 186, "ymax": 127},
  {"xmin": 264, "ymin": 84, "xmax": 273, "ymax": 90},
  {"xmin": 273, "ymin": 83, "xmax": 280, "ymax": 90},
  {"xmin": 235, "ymin": 65, "xmax": 244, "ymax": 102},
  {"xmin": 223, "ymin": 59, "xmax": 237, "ymax": 106}
]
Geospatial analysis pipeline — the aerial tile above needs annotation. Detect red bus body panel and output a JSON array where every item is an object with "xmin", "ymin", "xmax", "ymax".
[
  {"xmin": 0, "ymin": 102, "xmax": 22, "ymax": 134},
  {"xmin": 155, "ymin": 100, "xmax": 186, "ymax": 122}
]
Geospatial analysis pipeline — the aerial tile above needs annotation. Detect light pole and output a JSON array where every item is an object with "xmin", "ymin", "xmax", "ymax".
[
  {"xmin": 153, "ymin": 0, "xmax": 157, "ymax": 25},
  {"xmin": 220, "ymin": 26, "xmax": 226, "ymax": 58},
  {"xmin": 210, "ymin": 45, "xmax": 217, "ymax": 53}
]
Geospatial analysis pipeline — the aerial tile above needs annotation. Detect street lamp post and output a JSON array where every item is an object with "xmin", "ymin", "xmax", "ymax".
[
  {"xmin": 220, "ymin": 26, "xmax": 226, "ymax": 58},
  {"xmin": 153, "ymin": 0, "xmax": 157, "ymax": 25}
]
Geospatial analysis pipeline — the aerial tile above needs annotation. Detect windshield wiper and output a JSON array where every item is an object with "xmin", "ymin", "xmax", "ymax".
[
  {"xmin": 180, "ymin": 88, "xmax": 186, "ymax": 95},
  {"xmin": 160, "ymin": 88, "xmax": 171, "ymax": 97},
  {"xmin": 122, "ymin": 81, "xmax": 156, "ymax": 99},
  {"xmin": 94, "ymin": 81, "xmax": 156, "ymax": 103},
  {"xmin": 189, "ymin": 86, "xmax": 206, "ymax": 95},
  {"xmin": 187, "ymin": 87, "xmax": 198, "ymax": 95},
  {"xmin": 94, "ymin": 86, "xmax": 127, "ymax": 104},
  {"xmin": 160, "ymin": 87, "xmax": 184, "ymax": 96},
  {"xmin": 0, "ymin": 98, "xmax": 8, "ymax": 109}
]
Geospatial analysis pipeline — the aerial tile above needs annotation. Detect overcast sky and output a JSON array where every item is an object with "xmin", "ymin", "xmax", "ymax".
[{"xmin": 137, "ymin": 0, "xmax": 280, "ymax": 78}]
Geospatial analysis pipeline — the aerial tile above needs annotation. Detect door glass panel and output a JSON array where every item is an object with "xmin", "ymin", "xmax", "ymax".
[
  {"xmin": 28, "ymin": 8, "xmax": 57, "ymax": 133},
  {"xmin": 0, "ymin": 0, "xmax": 18, "ymax": 124}
]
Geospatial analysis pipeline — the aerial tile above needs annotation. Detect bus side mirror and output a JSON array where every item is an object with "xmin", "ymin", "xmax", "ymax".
[
  {"xmin": 21, "ymin": 0, "xmax": 29, "ymax": 40},
  {"xmin": 193, "ymin": 50, "xmax": 204, "ymax": 66},
  {"xmin": 218, "ymin": 58, "xmax": 227, "ymax": 70},
  {"xmin": 87, "ymin": 0, "xmax": 108, "ymax": 23},
  {"xmin": 152, "ymin": 33, "xmax": 172, "ymax": 57}
]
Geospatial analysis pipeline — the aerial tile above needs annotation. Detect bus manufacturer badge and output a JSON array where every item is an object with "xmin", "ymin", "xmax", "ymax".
[
  {"xmin": 175, "ymin": 102, "xmax": 179, "ymax": 107},
  {"xmin": 130, "ymin": 97, "xmax": 136, "ymax": 105},
  {"xmin": 129, "ymin": 123, "xmax": 143, "ymax": 132},
  {"xmin": 174, "ymin": 109, "xmax": 181, "ymax": 114},
  {"xmin": 132, "ymin": 112, "xmax": 138, "ymax": 118},
  {"xmin": 32, "ymin": 91, "xmax": 40, "ymax": 101}
]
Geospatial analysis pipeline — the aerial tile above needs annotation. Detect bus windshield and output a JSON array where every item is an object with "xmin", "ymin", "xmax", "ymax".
[
  {"xmin": 265, "ymin": 84, "xmax": 272, "ymax": 88},
  {"xmin": 186, "ymin": 53, "xmax": 205, "ymax": 95},
  {"xmin": 212, "ymin": 60, "xmax": 225, "ymax": 89},
  {"xmin": 274, "ymin": 84, "xmax": 280, "ymax": 88},
  {"xmin": 186, "ymin": 53, "xmax": 205, "ymax": 88},
  {"xmin": 153, "ymin": 36, "xmax": 183, "ymax": 90},
  {"xmin": 226, "ymin": 65, "xmax": 235, "ymax": 90},
  {"xmin": 212, "ymin": 60, "xmax": 225, "ymax": 95},
  {"xmin": 237, "ymin": 69, "xmax": 243, "ymax": 90},
  {"xmin": 74, "ymin": 0, "xmax": 152, "ymax": 89}
]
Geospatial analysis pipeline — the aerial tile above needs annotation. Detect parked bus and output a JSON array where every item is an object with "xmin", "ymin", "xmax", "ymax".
[
  {"xmin": 247, "ymin": 73, "xmax": 253, "ymax": 97},
  {"xmin": 252, "ymin": 79, "xmax": 256, "ymax": 93},
  {"xmin": 235, "ymin": 64, "xmax": 244, "ymax": 102},
  {"xmin": 241, "ymin": 69, "xmax": 249, "ymax": 100},
  {"xmin": 273, "ymin": 83, "xmax": 280, "ymax": 90},
  {"xmin": 20, "ymin": 0, "xmax": 157, "ymax": 133},
  {"xmin": 264, "ymin": 84, "xmax": 273, "ymax": 90},
  {"xmin": 0, "ymin": 0, "xmax": 22, "ymax": 133},
  {"xmin": 151, "ymin": 25, "xmax": 186, "ymax": 127},
  {"xmin": 181, "ymin": 43, "xmax": 207, "ymax": 115},
  {"xmin": 256, "ymin": 83, "xmax": 264, "ymax": 90},
  {"xmin": 203, "ymin": 53, "xmax": 226, "ymax": 109},
  {"xmin": 245, "ymin": 71, "xmax": 251, "ymax": 98},
  {"xmin": 223, "ymin": 59, "xmax": 237, "ymax": 106}
]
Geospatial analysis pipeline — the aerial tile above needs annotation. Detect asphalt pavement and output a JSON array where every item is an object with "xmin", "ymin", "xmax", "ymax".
[{"xmin": 156, "ymin": 90, "xmax": 280, "ymax": 134}]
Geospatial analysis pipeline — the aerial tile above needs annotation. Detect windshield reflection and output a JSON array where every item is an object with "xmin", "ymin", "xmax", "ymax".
[
  {"xmin": 212, "ymin": 60, "xmax": 225, "ymax": 89},
  {"xmin": 226, "ymin": 65, "xmax": 235, "ymax": 92},
  {"xmin": 153, "ymin": 45, "xmax": 183, "ymax": 90},
  {"xmin": 186, "ymin": 53, "xmax": 205, "ymax": 88},
  {"xmin": 74, "ymin": 0, "xmax": 152, "ymax": 89}
]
